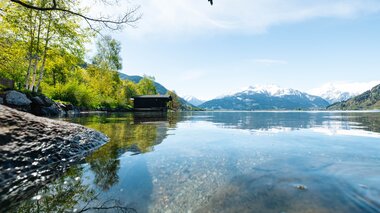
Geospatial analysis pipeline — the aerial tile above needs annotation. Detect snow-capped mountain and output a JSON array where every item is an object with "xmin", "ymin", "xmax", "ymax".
[
  {"xmin": 200, "ymin": 85, "xmax": 329, "ymax": 110},
  {"xmin": 328, "ymin": 83, "xmax": 380, "ymax": 110},
  {"xmin": 241, "ymin": 85, "xmax": 304, "ymax": 97},
  {"xmin": 309, "ymin": 81, "xmax": 380, "ymax": 104},
  {"xmin": 183, "ymin": 96, "xmax": 205, "ymax": 106}
]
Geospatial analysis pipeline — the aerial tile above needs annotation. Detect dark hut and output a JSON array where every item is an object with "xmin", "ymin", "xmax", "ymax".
[{"xmin": 133, "ymin": 95, "xmax": 172, "ymax": 112}]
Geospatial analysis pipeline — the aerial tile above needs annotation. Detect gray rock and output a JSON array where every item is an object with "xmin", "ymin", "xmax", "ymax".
[
  {"xmin": 5, "ymin": 90, "xmax": 32, "ymax": 106},
  {"xmin": 31, "ymin": 96, "xmax": 65, "ymax": 116},
  {"xmin": 31, "ymin": 96, "xmax": 45, "ymax": 106},
  {"xmin": 55, "ymin": 102, "xmax": 66, "ymax": 110},
  {"xmin": 41, "ymin": 95, "xmax": 54, "ymax": 106},
  {"xmin": 40, "ymin": 103, "xmax": 61, "ymax": 116},
  {"xmin": 0, "ymin": 97, "xmax": 3, "ymax": 105},
  {"xmin": 0, "ymin": 105, "xmax": 109, "ymax": 210}
]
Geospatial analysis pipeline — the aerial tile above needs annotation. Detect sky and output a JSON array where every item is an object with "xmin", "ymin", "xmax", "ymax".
[{"xmin": 86, "ymin": 0, "xmax": 380, "ymax": 100}]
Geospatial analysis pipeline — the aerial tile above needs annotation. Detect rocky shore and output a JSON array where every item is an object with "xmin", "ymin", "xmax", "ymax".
[
  {"xmin": 0, "ymin": 105, "xmax": 109, "ymax": 211},
  {"xmin": 0, "ymin": 90, "xmax": 80, "ymax": 117}
]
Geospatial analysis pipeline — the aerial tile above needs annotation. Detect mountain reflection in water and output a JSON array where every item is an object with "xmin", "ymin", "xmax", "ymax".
[{"xmin": 9, "ymin": 111, "xmax": 380, "ymax": 213}]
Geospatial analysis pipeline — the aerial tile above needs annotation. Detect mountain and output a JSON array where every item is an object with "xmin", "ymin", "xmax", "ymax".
[
  {"xmin": 183, "ymin": 96, "xmax": 205, "ymax": 106},
  {"xmin": 309, "ymin": 81, "xmax": 380, "ymax": 104},
  {"xmin": 327, "ymin": 84, "xmax": 380, "ymax": 110},
  {"xmin": 200, "ymin": 85, "xmax": 329, "ymax": 110},
  {"xmin": 118, "ymin": 73, "xmax": 199, "ymax": 110}
]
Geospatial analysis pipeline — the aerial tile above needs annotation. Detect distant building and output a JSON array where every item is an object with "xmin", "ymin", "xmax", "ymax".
[{"xmin": 133, "ymin": 95, "xmax": 172, "ymax": 112}]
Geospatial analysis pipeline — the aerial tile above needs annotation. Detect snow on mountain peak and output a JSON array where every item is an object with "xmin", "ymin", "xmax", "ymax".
[
  {"xmin": 243, "ymin": 84, "xmax": 301, "ymax": 97},
  {"xmin": 183, "ymin": 95, "xmax": 205, "ymax": 106},
  {"xmin": 308, "ymin": 81, "xmax": 380, "ymax": 104}
]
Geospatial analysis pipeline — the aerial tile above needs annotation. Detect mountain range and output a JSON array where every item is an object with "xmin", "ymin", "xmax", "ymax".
[
  {"xmin": 309, "ymin": 81, "xmax": 380, "ymax": 104},
  {"xmin": 118, "ymin": 73, "xmax": 379, "ymax": 111},
  {"xmin": 183, "ymin": 96, "xmax": 205, "ymax": 106},
  {"xmin": 327, "ymin": 84, "xmax": 380, "ymax": 110},
  {"xmin": 200, "ymin": 85, "xmax": 329, "ymax": 110}
]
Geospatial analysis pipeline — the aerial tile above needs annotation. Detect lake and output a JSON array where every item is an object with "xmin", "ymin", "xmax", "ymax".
[{"xmin": 10, "ymin": 111, "xmax": 380, "ymax": 212}]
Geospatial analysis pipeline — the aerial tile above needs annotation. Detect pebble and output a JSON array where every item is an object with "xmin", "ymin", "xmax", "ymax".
[{"xmin": 295, "ymin": 184, "xmax": 308, "ymax": 190}]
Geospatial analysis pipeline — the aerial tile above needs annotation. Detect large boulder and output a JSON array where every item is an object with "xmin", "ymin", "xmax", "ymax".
[
  {"xmin": 5, "ymin": 90, "xmax": 32, "ymax": 106},
  {"xmin": 30, "ymin": 95, "xmax": 63, "ymax": 116},
  {"xmin": 30, "ymin": 96, "xmax": 45, "ymax": 106},
  {"xmin": 0, "ymin": 105, "xmax": 109, "ymax": 211},
  {"xmin": 40, "ymin": 103, "xmax": 61, "ymax": 116}
]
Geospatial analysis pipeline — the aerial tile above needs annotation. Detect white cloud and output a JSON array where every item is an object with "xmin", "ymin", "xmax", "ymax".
[{"xmin": 94, "ymin": 0, "xmax": 380, "ymax": 38}]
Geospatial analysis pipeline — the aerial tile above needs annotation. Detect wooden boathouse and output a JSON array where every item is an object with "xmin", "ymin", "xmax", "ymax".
[{"xmin": 133, "ymin": 95, "xmax": 172, "ymax": 112}]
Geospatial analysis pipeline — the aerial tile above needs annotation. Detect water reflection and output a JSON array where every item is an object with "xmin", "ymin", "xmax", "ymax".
[
  {"xmin": 7, "ymin": 111, "xmax": 380, "ymax": 212},
  {"xmin": 16, "ymin": 165, "xmax": 96, "ymax": 212},
  {"xmin": 10, "ymin": 112, "xmax": 183, "ymax": 212},
  {"xmin": 194, "ymin": 111, "xmax": 380, "ymax": 134},
  {"xmin": 16, "ymin": 164, "xmax": 137, "ymax": 213}
]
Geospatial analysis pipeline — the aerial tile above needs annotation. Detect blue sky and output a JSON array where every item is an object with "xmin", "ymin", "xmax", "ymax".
[{"xmin": 89, "ymin": 0, "xmax": 380, "ymax": 100}]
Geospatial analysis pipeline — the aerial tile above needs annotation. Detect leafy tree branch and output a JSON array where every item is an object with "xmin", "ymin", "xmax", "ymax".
[{"xmin": 8, "ymin": 0, "xmax": 141, "ymax": 30}]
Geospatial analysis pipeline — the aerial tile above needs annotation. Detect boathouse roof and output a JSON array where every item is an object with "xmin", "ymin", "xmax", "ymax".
[{"xmin": 133, "ymin": 95, "xmax": 172, "ymax": 99}]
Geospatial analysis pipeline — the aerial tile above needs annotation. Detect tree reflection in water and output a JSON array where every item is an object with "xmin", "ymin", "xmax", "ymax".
[
  {"xmin": 15, "ymin": 165, "xmax": 135, "ymax": 213},
  {"xmin": 84, "ymin": 113, "xmax": 174, "ymax": 191},
  {"xmin": 13, "ymin": 112, "xmax": 183, "ymax": 212}
]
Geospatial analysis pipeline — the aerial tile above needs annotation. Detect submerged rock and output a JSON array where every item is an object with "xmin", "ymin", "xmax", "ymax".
[
  {"xmin": 0, "ymin": 105, "xmax": 109, "ymax": 211},
  {"xmin": 294, "ymin": 184, "xmax": 308, "ymax": 191}
]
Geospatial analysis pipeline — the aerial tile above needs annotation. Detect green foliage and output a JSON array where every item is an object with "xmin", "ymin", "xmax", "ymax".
[
  {"xmin": 92, "ymin": 35, "xmax": 122, "ymax": 71},
  {"xmin": 1, "ymin": 0, "xmax": 88, "ymax": 92},
  {"xmin": 42, "ymin": 81, "xmax": 96, "ymax": 108},
  {"xmin": 124, "ymin": 80, "xmax": 138, "ymax": 105},
  {"xmin": 167, "ymin": 90, "xmax": 181, "ymax": 111},
  {"xmin": 0, "ymin": 5, "xmax": 156, "ymax": 110},
  {"xmin": 0, "ymin": 18, "xmax": 28, "ymax": 84},
  {"xmin": 137, "ymin": 75, "xmax": 157, "ymax": 95}
]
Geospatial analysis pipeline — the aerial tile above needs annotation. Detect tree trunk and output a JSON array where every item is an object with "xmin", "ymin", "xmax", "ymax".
[
  {"xmin": 29, "ymin": 11, "xmax": 43, "ymax": 91},
  {"xmin": 25, "ymin": 11, "xmax": 36, "ymax": 89},
  {"xmin": 25, "ymin": 55, "xmax": 33, "ymax": 89},
  {"xmin": 35, "ymin": 13, "xmax": 52, "ymax": 92}
]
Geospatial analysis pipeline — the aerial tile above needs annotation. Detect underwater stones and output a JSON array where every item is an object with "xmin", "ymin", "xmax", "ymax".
[{"xmin": 294, "ymin": 184, "xmax": 308, "ymax": 191}]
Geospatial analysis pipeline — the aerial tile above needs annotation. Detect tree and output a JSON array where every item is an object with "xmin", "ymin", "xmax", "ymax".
[
  {"xmin": 166, "ymin": 90, "xmax": 181, "ymax": 111},
  {"xmin": 92, "ymin": 35, "xmax": 122, "ymax": 71},
  {"xmin": 6, "ymin": 0, "xmax": 141, "ymax": 31},
  {"xmin": 124, "ymin": 80, "xmax": 138, "ymax": 105},
  {"xmin": 0, "ymin": 1, "xmax": 143, "ymax": 110},
  {"xmin": 0, "ymin": 16, "xmax": 28, "ymax": 86},
  {"xmin": 137, "ymin": 76, "xmax": 157, "ymax": 95},
  {"xmin": 1, "ymin": 0, "xmax": 88, "ymax": 92}
]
